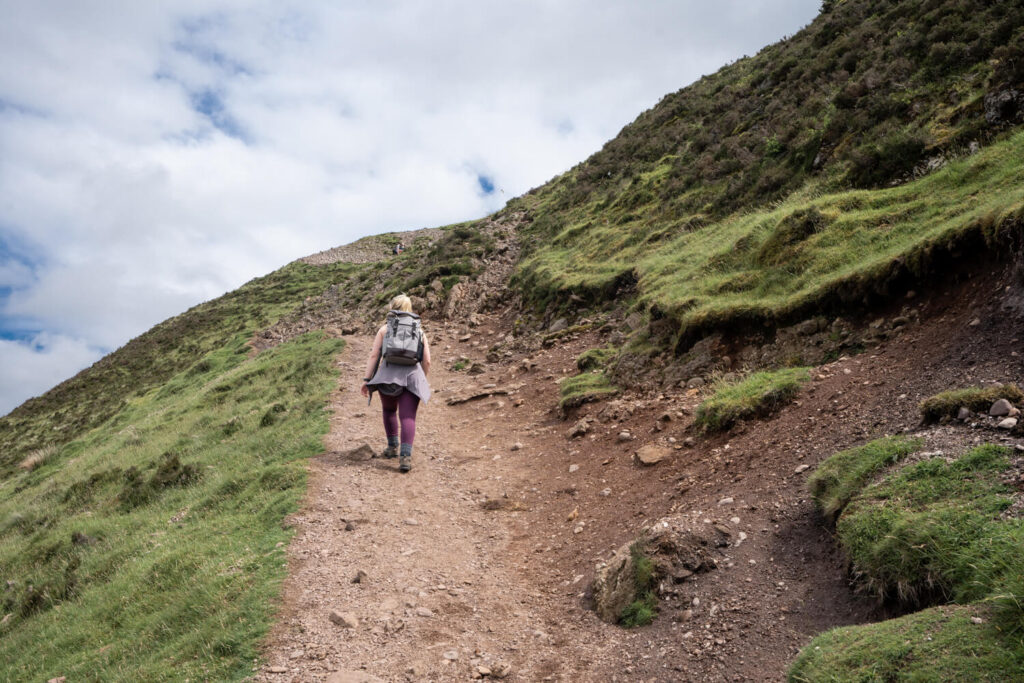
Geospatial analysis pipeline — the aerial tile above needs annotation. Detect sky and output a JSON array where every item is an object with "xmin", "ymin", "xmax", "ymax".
[{"xmin": 0, "ymin": 0, "xmax": 822, "ymax": 416}]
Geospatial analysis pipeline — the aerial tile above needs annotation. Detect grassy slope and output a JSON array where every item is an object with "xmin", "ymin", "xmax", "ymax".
[
  {"xmin": 0, "ymin": 332, "xmax": 342, "ymax": 681},
  {"xmin": 0, "ymin": 260, "xmax": 362, "ymax": 478},
  {"xmin": 507, "ymin": 0, "xmax": 1024, "ymax": 348}
]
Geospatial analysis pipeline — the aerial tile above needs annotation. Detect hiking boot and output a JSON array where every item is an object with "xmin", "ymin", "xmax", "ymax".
[
  {"xmin": 399, "ymin": 454, "xmax": 412, "ymax": 472},
  {"xmin": 382, "ymin": 445, "xmax": 398, "ymax": 459}
]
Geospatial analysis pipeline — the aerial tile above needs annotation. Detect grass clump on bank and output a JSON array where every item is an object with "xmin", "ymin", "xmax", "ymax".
[
  {"xmin": 562, "ymin": 346, "xmax": 621, "ymax": 413},
  {"xmin": 919, "ymin": 384, "xmax": 1024, "ymax": 423},
  {"xmin": 794, "ymin": 443, "xmax": 1024, "ymax": 679},
  {"xmin": 836, "ymin": 444, "xmax": 1020, "ymax": 605},
  {"xmin": 0, "ymin": 332, "xmax": 343, "ymax": 681},
  {"xmin": 808, "ymin": 436, "xmax": 922, "ymax": 523},
  {"xmin": 788, "ymin": 604, "xmax": 1024, "ymax": 682},
  {"xmin": 694, "ymin": 367, "xmax": 810, "ymax": 432},
  {"xmin": 619, "ymin": 543, "xmax": 658, "ymax": 628},
  {"xmin": 559, "ymin": 372, "xmax": 619, "ymax": 413}
]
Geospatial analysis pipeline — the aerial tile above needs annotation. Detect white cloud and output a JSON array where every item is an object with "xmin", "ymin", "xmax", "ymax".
[
  {"xmin": 0, "ymin": 333, "xmax": 104, "ymax": 416},
  {"xmin": 0, "ymin": 0, "xmax": 822, "ymax": 414}
]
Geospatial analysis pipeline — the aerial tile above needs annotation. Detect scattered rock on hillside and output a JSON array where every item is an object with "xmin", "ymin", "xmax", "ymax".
[
  {"xmin": 635, "ymin": 445, "xmax": 672, "ymax": 466},
  {"xmin": 957, "ymin": 406, "xmax": 972, "ymax": 421},
  {"xmin": 984, "ymin": 89, "xmax": 1023, "ymax": 125},
  {"xmin": 998, "ymin": 418, "xmax": 1018, "ymax": 430},
  {"xmin": 990, "ymin": 399, "xmax": 1014, "ymax": 417},
  {"xmin": 568, "ymin": 420, "xmax": 590, "ymax": 438},
  {"xmin": 548, "ymin": 318, "xmax": 569, "ymax": 333},
  {"xmin": 592, "ymin": 516, "xmax": 721, "ymax": 623}
]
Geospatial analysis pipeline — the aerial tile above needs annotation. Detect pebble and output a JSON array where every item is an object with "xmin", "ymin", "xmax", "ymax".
[
  {"xmin": 599, "ymin": 488, "xmax": 612, "ymax": 497},
  {"xmin": 352, "ymin": 569, "xmax": 369, "ymax": 584},
  {"xmin": 404, "ymin": 518, "xmax": 419, "ymax": 526},
  {"xmin": 511, "ymin": 442, "xmax": 523, "ymax": 451},
  {"xmin": 268, "ymin": 666, "xmax": 288, "ymax": 674},
  {"xmin": 415, "ymin": 607, "xmax": 434, "ymax": 618},
  {"xmin": 569, "ymin": 464, "xmax": 580, "ymax": 473},
  {"xmin": 442, "ymin": 650, "xmax": 459, "ymax": 661},
  {"xmin": 730, "ymin": 516, "xmax": 741, "ymax": 524},
  {"xmin": 718, "ymin": 497, "xmax": 734, "ymax": 506},
  {"xmin": 794, "ymin": 464, "xmax": 810, "ymax": 474},
  {"xmin": 998, "ymin": 418, "xmax": 1018, "ymax": 430},
  {"xmin": 971, "ymin": 616, "xmax": 985, "ymax": 625},
  {"xmin": 617, "ymin": 431, "xmax": 632, "ymax": 442}
]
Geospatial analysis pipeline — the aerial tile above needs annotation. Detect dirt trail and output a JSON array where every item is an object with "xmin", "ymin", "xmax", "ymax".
[
  {"xmin": 257, "ymin": 332, "xmax": 623, "ymax": 682},
  {"xmin": 258, "ymin": 268, "xmax": 1024, "ymax": 682}
]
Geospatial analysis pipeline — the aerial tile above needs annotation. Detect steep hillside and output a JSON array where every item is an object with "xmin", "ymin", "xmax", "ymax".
[
  {"xmin": 510, "ymin": 0, "xmax": 1024, "ymax": 352},
  {"xmin": 3, "ymin": 0, "xmax": 1024, "ymax": 680}
]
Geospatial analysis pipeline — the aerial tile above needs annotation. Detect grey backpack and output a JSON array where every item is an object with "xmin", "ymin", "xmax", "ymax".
[{"xmin": 381, "ymin": 310, "xmax": 423, "ymax": 366}]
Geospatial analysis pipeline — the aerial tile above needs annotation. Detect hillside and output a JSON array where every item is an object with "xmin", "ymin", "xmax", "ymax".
[{"xmin": 3, "ymin": 0, "xmax": 1024, "ymax": 680}]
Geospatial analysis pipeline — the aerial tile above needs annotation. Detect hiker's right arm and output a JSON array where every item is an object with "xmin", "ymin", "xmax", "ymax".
[{"xmin": 360, "ymin": 327, "xmax": 385, "ymax": 396}]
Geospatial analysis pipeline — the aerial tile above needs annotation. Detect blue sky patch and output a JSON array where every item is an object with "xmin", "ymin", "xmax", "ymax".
[
  {"xmin": 477, "ymin": 174, "xmax": 495, "ymax": 195},
  {"xmin": 190, "ymin": 88, "xmax": 247, "ymax": 140}
]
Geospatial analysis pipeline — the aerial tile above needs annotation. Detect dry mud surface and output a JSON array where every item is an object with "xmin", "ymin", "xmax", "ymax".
[{"xmin": 259, "ymin": 271, "xmax": 1024, "ymax": 682}]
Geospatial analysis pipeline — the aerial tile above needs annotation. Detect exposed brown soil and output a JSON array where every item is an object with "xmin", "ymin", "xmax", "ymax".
[{"xmin": 258, "ymin": 265, "xmax": 1024, "ymax": 682}]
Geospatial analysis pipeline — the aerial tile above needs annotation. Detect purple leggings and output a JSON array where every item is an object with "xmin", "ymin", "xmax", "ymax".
[{"xmin": 379, "ymin": 390, "xmax": 420, "ymax": 445}]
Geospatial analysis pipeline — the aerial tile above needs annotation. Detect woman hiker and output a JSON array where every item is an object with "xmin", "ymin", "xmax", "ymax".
[{"xmin": 360, "ymin": 294, "xmax": 432, "ymax": 472}]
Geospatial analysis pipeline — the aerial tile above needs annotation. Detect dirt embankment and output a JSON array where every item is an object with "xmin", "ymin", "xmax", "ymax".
[{"xmin": 258, "ymin": 259, "xmax": 1024, "ymax": 681}]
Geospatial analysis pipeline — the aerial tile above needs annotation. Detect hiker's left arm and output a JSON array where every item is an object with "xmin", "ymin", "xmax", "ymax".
[{"xmin": 421, "ymin": 334, "xmax": 431, "ymax": 376}]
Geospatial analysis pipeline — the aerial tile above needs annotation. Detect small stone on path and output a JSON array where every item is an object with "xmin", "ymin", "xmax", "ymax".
[
  {"xmin": 329, "ymin": 610, "xmax": 359, "ymax": 628},
  {"xmin": 991, "ymin": 399, "xmax": 1014, "ymax": 417},
  {"xmin": 718, "ymin": 497, "xmax": 734, "ymax": 506},
  {"xmin": 997, "ymin": 417, "xmax": 1018, "ymax": 430},
  {"xmin": 415, "ymin": 606, "xmax": 434, "ymax": 618}
]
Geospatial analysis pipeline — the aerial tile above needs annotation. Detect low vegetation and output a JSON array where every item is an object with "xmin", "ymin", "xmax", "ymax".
[
  {"xmin": 0, "ymin": 333, "xmax": 343, "ymax": 680},
  {"xmin": 808, "ymin": 436, "xmax": 922, "ymax": 522},
  {"xmin": 796, "ymin": 443, "xmax": 1024, "ymax": 679},
  {"xmin": 508, "ymin": 0, "xmax": 1024, "ymax": 347},
  {"xmin": 619, "ymin": 543, "xmax": 658, "ymax": 628},
  {"xmin": 558, "ymin": 372, "xmax": 619, "ymax": 413},
  {"xmin": 693, "ymin": 367, "xmax": 810, "ymax": 432},
  {"xmin": 836, "ymin": 444, "xmax": 1020, "ymax": 605},
  {"xmin": 789, "ymin": 604, "xmax": 1024, "ymax": 682},
  {"xmin": 919, "ymin": 383, "xmax": 1024, "ymax": 422}
]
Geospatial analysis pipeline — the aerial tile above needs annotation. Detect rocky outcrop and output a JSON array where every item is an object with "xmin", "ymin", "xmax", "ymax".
[{"xmin": 592, "ymin": 515, "xmax": 726, "ymax": 624}]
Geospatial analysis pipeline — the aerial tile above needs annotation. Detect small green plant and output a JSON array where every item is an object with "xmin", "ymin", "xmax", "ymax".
[
  {"xmin": 620, "ymin": 543, "xmax": 658, "ymax": 628},
  {"xmin": 694, "ymin": 367, "xmax": 810, "ymax": 432},
  {"xmin": 453, "ymin": 359, "xmax": 469, "ymax": 371},
  {"xmin": 919, "ymin": 384, "xmax": 1024, "ymax": 423},
  {"xmin": 558, "ymin": 372, "xmax": 620, "ymax": 412},
  {"xmin": 576, "ymin": 346, "xmax": 618, "ymax": 371}
]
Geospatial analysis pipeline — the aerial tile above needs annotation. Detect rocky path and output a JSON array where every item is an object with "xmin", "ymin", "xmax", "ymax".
[{"xmin": 256, "ymin": 333, "xmax": 622, "ymax": 682}]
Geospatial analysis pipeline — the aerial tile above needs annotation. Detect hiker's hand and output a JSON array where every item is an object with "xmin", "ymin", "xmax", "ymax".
[{"xmin": 360, "ymin": 383, "xmax": 369, "ymax": 398}]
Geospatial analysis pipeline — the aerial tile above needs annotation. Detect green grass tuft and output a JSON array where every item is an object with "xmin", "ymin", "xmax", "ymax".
[
  {"xmin": 559, "ymin": 372, "xmax": 620, "ymax": 412},
  {"xmin": 694, "ymin": 367, "xmax": 810, "ymax": 432},
  {"xmin": 620, "ymin": 543, "xmax": 658, "ymax": 628},
  {"xmin": 836, "ymin": 444, "xmax": 1019, "ymax": 606},
  {"xmin": 576, "ymin": 347, "xmax": 618, "ymax": 372},
  {"xmin": 808, "ymin": 436, "xmax": 923, "ymax": 523},
  {"xmin": 919, "ymin": 384, "xmax": 1024, "ymax": 423}
]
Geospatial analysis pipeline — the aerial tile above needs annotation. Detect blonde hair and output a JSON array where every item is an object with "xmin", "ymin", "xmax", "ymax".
[{"xmin": 390, "ymin": 294, "xmax": 413, "ymax": 313}]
